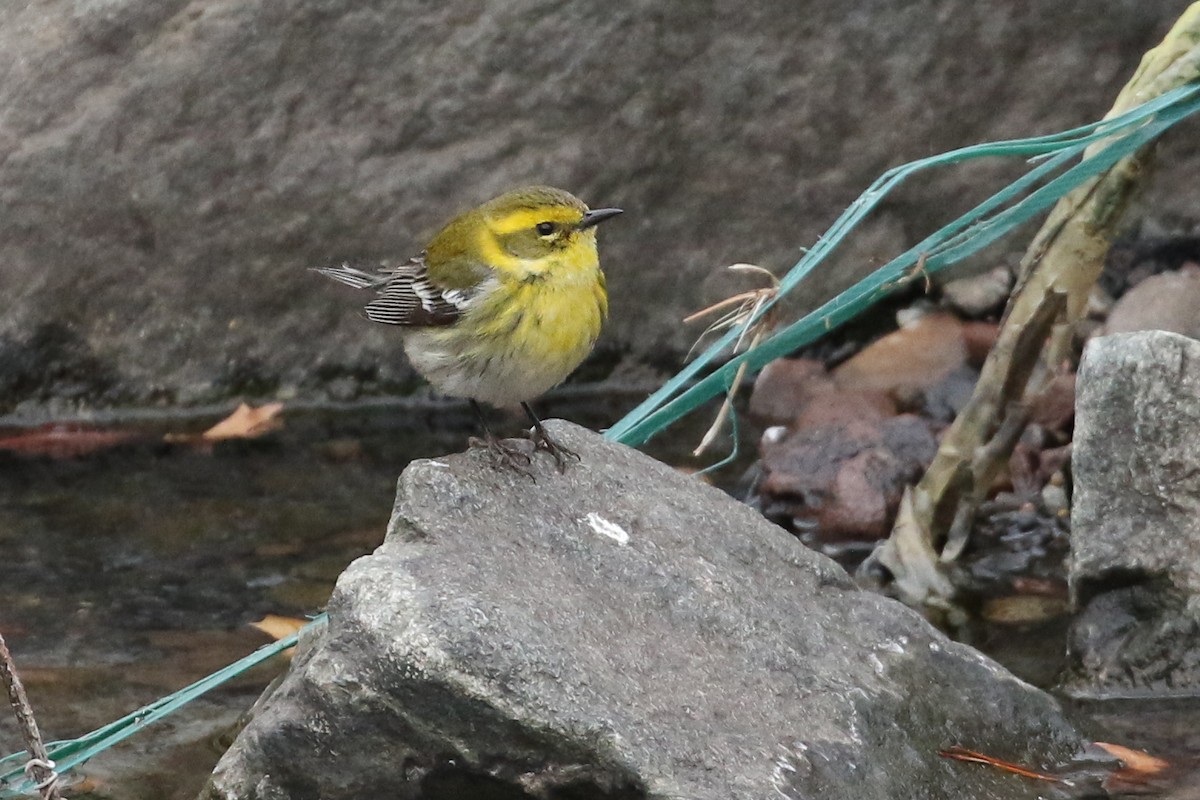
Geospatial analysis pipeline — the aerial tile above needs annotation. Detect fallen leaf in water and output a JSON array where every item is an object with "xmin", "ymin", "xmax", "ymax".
[
  {"xmin": 981, "ymin": 594, "xmax": 1070, "ymax": 624},
  {"xmin": 251, "ymin": 615, "xmax": 308, "ymax": 642},
  {"xmin": 66, "ymin": 776, "xmax": 104, "ymax": 794},
  {"xmin": 0, "ymin": 424, "xmax": 141, "ymax": 458},
  {"xmin": 202, "ymin": 402, "xmax": 285, "ymax": 440},
  {"xmin": 938, "ymin": 745, "xmax": 1061, "ymax": 782},
  {"xmin": 165, "ymin": 402, "xmax": 285, "ymax": 444},
  {"xmin": 1094, "ymin": 742, "xmax": 1169, "ymax": 779}
]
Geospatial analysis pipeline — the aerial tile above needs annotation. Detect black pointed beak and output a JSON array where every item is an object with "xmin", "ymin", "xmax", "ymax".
[{"xmin": 578, "ymin": 207, "xmax": 623, "ymax": 229}]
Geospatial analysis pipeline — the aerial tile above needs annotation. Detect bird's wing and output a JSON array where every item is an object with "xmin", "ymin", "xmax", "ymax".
[{"xmin": 314, "ymin": 256, "xmax": 472, "ymax": 327}]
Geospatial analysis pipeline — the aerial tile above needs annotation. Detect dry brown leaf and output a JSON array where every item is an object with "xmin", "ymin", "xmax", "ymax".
[
  {"xmin": 250, "ymin": 615, "xmax": 308, "ymax": 642},
  {"xmin": 1094, "ymin": 742, "xmax": 1169, "ymax": 778},
  {"xmin": 981, "ymin": 595, "xmax": 1070, "ymax": 625},
  {"xmin": 202, "ymin": 402, "xmax": 285, "ymax": 440},
  {"xmin": 66, "ymin": 776, "xmax": 104, "ymax": 794},
  {"xmin": 832, "ymin": 313, "xmax": 967, "ymax": 399}
]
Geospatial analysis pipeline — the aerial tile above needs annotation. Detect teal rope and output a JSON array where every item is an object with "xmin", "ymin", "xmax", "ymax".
[
  {"xmin": 0, "ymin": 615, "xmax": 326, "ymax": 798},
  {"xmin": 605, "ymin": 83, "xmax": 1200, "ymax": 446}
]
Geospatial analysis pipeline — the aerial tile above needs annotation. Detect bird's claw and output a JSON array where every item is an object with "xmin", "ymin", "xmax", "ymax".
[
  {"xmin": 529, "ymin": 427, "xmax": 580, "ymax": 473},
  {"xmin": 470, "ymin": 433, "xmax": 536, "ymax": 478}
]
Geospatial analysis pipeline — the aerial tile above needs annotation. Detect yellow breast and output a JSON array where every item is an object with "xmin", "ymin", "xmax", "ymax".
[{"xmin": 407, "ymin": 246, "xmax": 608, "ymax": 406}]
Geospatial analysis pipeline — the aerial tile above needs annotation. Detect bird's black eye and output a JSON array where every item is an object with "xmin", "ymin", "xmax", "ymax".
[{"xmin": 536, "ymin": 222, "xmax": 555, "ymax": 236}]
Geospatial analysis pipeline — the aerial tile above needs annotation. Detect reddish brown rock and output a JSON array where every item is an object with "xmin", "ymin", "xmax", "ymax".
[
  {"xmin": 758, "ymin": 414, "xmax": 938, "ymax": 541},
  {"xmin": 1029, "ymin": 371, "xmax": 1076, "ymax": 431},
  {"xmin": 819, "ymin": 451, "xmax": 893, "ymax": 539},
  {"xmin": 748, "ymin": 357, "xmax": 833, "ymax": 426},
  {"xmin": 794, "ymin": 389, "xmax": 896, "ymax": 430},
  {"xmin": 833, "ymin": 313, "xmax": 968, "ymax": 402},
  {"xmin": 962, "ymin": 321, "xmax": 1000, "ymax": 366}
]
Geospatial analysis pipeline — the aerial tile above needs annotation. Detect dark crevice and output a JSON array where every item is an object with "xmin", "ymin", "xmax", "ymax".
[
  {"xmin": 418, "ymin": 765, "xmax": 647, "ymax": 800},
  {"xmin": 1073, "ymin": 565, "xmax": 1166, "ymax": 607}
]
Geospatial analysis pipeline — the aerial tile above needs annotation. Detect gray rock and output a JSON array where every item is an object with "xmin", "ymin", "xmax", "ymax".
[
  {"xmin": 202, "ymin": 421, "xmax": 1084, "ymax": 800},
  {"xmin": 1103, "ymin": 266, "xmax": 1200, "ymax": 339},
  {"xmin": 1067, "ymin": 331, "xmax": 1200, "ymax": 694},
  {"xmin": 0, "ymin": 1, "xmax": 1195, "ymax": 414},
  {"xmin": 941, "ymin": 266, "xmax": 1014, "ymax": 318}
]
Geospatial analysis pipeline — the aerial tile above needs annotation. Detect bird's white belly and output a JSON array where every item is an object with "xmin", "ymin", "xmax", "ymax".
[
  {"xmin": 403, "ymin": 329, "xmax": 584, "ymax": 406},
  {"xmin": 402, "ymin": 277, "xmax": 603, "ymax": 407}
]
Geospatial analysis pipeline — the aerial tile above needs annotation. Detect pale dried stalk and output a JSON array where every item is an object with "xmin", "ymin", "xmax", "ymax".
[
  {"xmin": 686, "ymin": 265, "xmax": 778, "ymax": 457},
  {"xmin": 873, "ymin": 5, "xmax": 1200, "ymax": 605}
]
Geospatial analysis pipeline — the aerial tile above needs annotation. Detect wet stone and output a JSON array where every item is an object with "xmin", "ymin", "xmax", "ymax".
[
  {"xmin": 201, "ymin": 422, "xmax": 1085, "ymax": 800},
  {"xmin": 941, "ymin": 266, "xmax": 1014, "ymax": 318},
  {"xmin": 1066, "ymin": 331, "xmax": 1200, "ymax": 695},
  {"xmin": 1103, "ymin": 265, "xmax": 1200, "ymax": 340}
]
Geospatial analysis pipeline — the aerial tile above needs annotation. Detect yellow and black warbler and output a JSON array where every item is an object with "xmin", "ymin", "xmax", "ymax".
[{"xmin": 315, "ymin": 186, "xmax": 622, "ymax": 469}]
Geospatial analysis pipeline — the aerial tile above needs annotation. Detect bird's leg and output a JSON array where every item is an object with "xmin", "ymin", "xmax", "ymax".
[
  {"xmin": 522, "ymin": 402, "xmax": 579, "ymax": 472},
  {"xmin": 469, "ymin": 399, "xmax": 534, "ymax": 475}
]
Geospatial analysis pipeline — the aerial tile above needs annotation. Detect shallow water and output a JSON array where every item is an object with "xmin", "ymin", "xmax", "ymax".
[
  {"xmin": 0, "ymin": 402, "xmax": 449, "ymax": 798},
  {"xmin": 0, "ymin": 394, "xmax": 713, "ymax": 798},
  {"xmin": 0, "ymin": 397, "xmax": 1196, "ymax": 799}
]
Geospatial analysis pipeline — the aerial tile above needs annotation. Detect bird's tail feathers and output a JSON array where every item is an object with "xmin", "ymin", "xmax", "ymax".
[{"xmin": 311, "ymin": 262, "xmax": 389, "ymax": 289}]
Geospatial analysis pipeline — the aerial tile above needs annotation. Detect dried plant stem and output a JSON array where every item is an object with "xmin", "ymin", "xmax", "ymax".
[
  {"xmin": 872, "ymin": 5, "xmax": 1200, "ymax": 606},
  {"xmin": 0, "ymin": 632, "xmax": 62, "ymax": 799},
  {"xmin": 686, "ymin": 264, "xmax": 779, "ymax": 458}
]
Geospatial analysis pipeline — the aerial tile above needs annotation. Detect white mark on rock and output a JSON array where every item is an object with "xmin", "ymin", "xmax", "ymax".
[
  {"xmin": 770, "ymin": 742, "xmax": 804, "ymax": 800},
  {"xmin": 582, "ymin": 512, "xmax": 629, "ymax": 545},
  {"xmin": 762, "ymin": 425, "xmax": 788, "ymax": 445}
]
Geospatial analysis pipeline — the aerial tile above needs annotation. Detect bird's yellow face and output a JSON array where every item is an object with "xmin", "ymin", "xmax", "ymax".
[
  {"xmin": 485, "ymin": 204, "xmax": 594, "ymax": 263},
  {"xmin": 444, "ymin": 186, "xmax": 622, "ymax": 280}
]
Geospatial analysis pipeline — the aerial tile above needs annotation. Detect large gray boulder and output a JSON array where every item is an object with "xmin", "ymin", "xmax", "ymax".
[
  {"xmin": 1, "ymin": 1, "xmax": 1195, "ymax": 414},
  {"xmin": 202, "ymin": 422, "xmax": 1086, "ymax": 799},
  {"xmin": 1067, "ymin": 331, "xmax": 1200, "ymax": 694}
]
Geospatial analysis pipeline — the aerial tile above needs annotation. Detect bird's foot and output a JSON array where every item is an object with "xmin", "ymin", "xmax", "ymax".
[
  {"xmin": 529, "ymin": 425, "xmax": 580, "ymax": 473},
  {"xmin": 470, "ymin": 433, "xmax": 536, "ymax": 478}
]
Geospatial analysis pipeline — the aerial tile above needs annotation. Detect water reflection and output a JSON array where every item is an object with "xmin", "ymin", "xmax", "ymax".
[{"xmin": 0, "ymin": 398, "xmax": 643, "ymax": 798}]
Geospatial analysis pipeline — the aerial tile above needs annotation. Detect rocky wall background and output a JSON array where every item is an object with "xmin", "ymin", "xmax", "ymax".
[{"xmin": 0, "ymin": 0, "xmax": 1196, "ymax": 414}]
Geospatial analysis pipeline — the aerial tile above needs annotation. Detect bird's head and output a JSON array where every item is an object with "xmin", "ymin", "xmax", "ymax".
[{"xmin": 470, "ymin": 186, "xmax": 622, "ymax": 275}]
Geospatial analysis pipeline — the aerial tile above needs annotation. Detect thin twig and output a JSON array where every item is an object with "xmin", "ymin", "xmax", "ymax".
[{"xmin": 0, "ymin": 632, "xmax": 63, "ymax": 799}]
